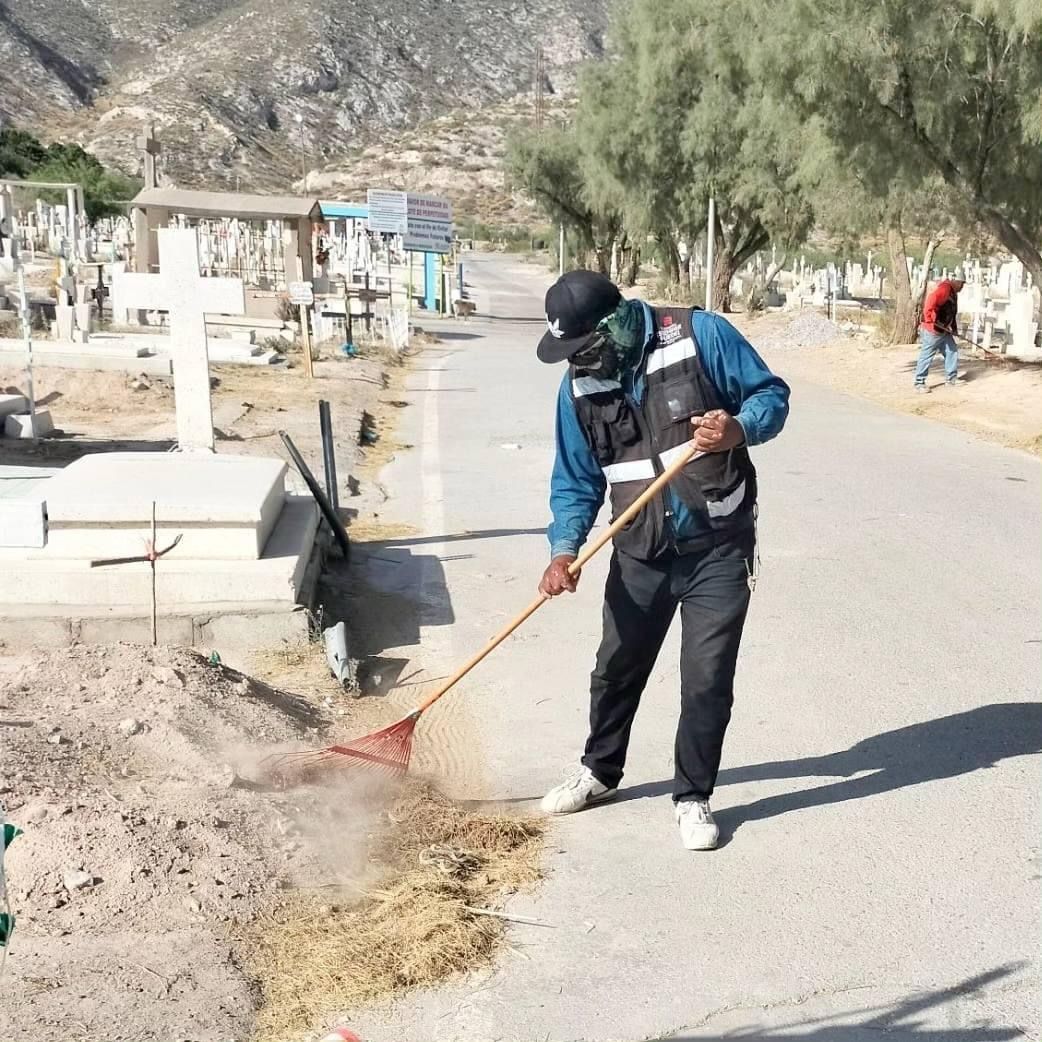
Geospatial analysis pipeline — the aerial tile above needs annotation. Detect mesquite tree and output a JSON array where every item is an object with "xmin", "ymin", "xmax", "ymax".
[
  {"xmin": 504, "ymin": 126, "xmax": 622, "ymax": 275},
  {"xmin": 755, "ymin": 0, "xmax": 1042, "ymax": 285},
  {"xmin": 575, "ymin": 0, "xmax": 814, "ymax": 310}
]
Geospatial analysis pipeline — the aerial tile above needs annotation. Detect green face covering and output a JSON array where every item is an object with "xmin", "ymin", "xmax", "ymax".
[{"xmin": 600, "ymin": 299, "xmax": 645, "ymax": 372}]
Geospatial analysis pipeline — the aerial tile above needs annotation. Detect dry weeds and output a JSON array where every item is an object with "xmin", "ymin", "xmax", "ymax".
[
  {"xmin": 245, "ymin": 783, "xmax": 544, "ymax": 1042},
  {"xmin": 344, "ymin": 517, "xmax": 420, "ymax": 542},
  {"xmin": 250, "ymin": 639, "xmax": 344, "ymax": 702}
]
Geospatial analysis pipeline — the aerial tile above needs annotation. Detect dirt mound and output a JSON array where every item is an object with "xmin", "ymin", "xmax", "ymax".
[
  {"xmin": 754, "ymin": 311, "xmax": 846, "ymax": 351},
  {"xmin": 0, "ymin": 643, "xmax": 342, "ymax": 1042}
]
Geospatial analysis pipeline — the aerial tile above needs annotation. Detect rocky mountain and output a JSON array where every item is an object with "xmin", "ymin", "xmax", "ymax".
[
  {"xmin": 0, "ymin": 0, "xmax": 608, "ymax": 204},
  {"xmin": 307, "ymin": 96, "xmax": 574, "ymax": 229}
]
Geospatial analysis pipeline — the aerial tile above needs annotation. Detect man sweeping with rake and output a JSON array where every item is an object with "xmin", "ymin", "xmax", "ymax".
[{"xmin": 536, "ymin": 271, "xmax": 790, "ymax": 850}]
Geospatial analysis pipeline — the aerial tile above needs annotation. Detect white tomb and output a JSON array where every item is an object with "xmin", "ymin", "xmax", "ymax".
[{"xmin": 42, "ymin": 453, "xmax": 288, "ymax": 560}]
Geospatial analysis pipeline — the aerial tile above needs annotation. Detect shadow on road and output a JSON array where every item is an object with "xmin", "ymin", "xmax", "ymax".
[
  {"xmin": 317, "ymin": 542, "xmax": 454, "ymax": 664},
  {"xmin": 364, "ymin": 527, "xmax": 546, "ymax": 548},
  {"xmin": 482, "ymin": 314, "xmax": 546, "ymax": 324},
  {"xmin": 619, "ymin": 703, "xmax": 1042, "ymax": 835},
  {"xmin": 651, "ymin": 965, "xmax": 1027, "ymax": 1040}
]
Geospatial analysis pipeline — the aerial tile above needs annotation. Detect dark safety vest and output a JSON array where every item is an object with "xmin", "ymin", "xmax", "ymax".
[{"xmin": 569, "ymin": 305, "xmax": 756, "ymax": 560}]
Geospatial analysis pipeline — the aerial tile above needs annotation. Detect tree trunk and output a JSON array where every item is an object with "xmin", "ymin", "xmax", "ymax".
[
  {"xmin": 594, "ymin": 245, "xmax": 611, "ymax": 276},
  {"xmin": 624, "ymin": 245, "xmax": 641, "ymax": 287},
  {"xmin": 712, "ymin": 248, "xmax": 736, "ymax": 313},
  {"xmin": 664, "ymin": 237, "xmax": 681, "ymax": 285},
  {"xmin": 886, "ymin": 219, "xmax": 917, "ymax": 344},
  {"xmin": 975, "ymin": 203, "xmax": 1042, "ymax": 288},
  {"xmin": 913, "ymin": 238, "xmax": 941, "ymax": 330}
]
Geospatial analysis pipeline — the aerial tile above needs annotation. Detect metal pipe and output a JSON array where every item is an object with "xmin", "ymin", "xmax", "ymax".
[
  {"xmin": 318, "ymin": 400, "xmax": 340, "ymax": 512},
  {"xmin": 279, "ymin": 430, "xmax": 351, "ymax": 560}
]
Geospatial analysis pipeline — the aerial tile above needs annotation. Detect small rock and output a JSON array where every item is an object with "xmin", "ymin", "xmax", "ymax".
[
  {"xmin": 183, "ymin": 896, "xmax": 202, "ymax": 914},
  {"xmin": 234, "ymin": 678, "xmax": 251, "ymax": 696},
  {"xmin": 218, "ymin": 764, "xmax": 239, "ymax": 788},
  {"xmin": 151, "ymin": 666, "xmax": 183, "ymax": 689},
  {"xmin": 47, "ymin": 893, "xmax": 67, "ymax": 910},
  {"xmin": 117, "ymin": 718, "xmax": 143, "ymax": 737},
  {"xmin": 500, "ymin": 442, "xmax": 522, "ymax": 451},
  {"xmin": 20, "ymin": 801, "xmax": 50, "ymax": 824},
  {"xmin": 62, "ymin": 869, "xmax": 94, "ymax": 892},
  {"xmin": 163, "ymin": 816, "xmax": 186, "ymax": 831},
  {"xmin": 46, "ymin": 732, "xmax": 66, "ymax": 746}
]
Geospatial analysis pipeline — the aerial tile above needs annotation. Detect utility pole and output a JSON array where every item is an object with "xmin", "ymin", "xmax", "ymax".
[
  {"xmin": 705, "ymin": 194, "xmax": 716, "ymax": 312},
  {"xmin": 559, "ymin": 224, "xmax": 565, "ymax": 276},
  {"xmin": 534, "ymin": 45, "xmax": 545, "ymax": 129}
]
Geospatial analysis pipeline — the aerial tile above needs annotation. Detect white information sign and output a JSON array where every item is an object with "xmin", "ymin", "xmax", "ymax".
[
  {"xmin": 404, "ymin": 193, "xmax": 454, "ymax": 254},
  {"xmin": 288, "ymin": 281, "xmax": 314, "ymax": 305},
  {"xmin": 366, "ymin": 189, "xmax": 408, "ymax": 235}
]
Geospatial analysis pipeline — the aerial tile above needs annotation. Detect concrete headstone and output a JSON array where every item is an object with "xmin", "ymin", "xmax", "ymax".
[
  {"xmin": 54, "ymin": 304, "xmax": 75, "ymax": 341},
  {"xmin": 1007, "ymin": 290, "xmax": 1039, "ymax": 356},
  {"xmin": 74, "ymin": 301, "xmax": 94, "ymax": 335}
]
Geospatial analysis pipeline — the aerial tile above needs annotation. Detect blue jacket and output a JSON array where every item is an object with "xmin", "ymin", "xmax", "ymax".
[{"xmin": 548, "ymin": 303, "xmax": 790, "ymax": 558}]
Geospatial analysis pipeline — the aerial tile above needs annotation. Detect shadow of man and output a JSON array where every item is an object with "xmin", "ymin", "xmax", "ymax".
[
  {"xmin": 656, "ymin": 964, "xmax": 1026, "ymax": 1040},
  {"xmin": 715, "ymin": 702, "xmax": 1042, "ymax": 833}
]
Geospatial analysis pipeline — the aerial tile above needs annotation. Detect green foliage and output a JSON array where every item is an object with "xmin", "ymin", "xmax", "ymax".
[
  {"xmin": 752, "ymin": 0, "xmax": 1042, "ymax": 279},
  {"xmin": 572, "ymin": 0, "xmax": 817, "ymax": 305},
  {"xmin": 0, "ymin": 129, "xmax": 46, "ymax": 179},
  {"xmin": 0, "ymin": 130, "xmax": 139, "ymax": 220},
  {"xmin": 504, "ymin": 125, "xmax": 621, "ymax": 271}
]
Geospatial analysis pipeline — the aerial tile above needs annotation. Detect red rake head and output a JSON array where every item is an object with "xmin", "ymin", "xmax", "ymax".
[{"xmin": 263, "ymin": 714, "xmax": 417, "ymax": 788}]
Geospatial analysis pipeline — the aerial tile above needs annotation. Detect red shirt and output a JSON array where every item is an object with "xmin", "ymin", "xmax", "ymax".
[{"xmin": 922, "ymin": 280, "xmax": 960, "ymax": 335}]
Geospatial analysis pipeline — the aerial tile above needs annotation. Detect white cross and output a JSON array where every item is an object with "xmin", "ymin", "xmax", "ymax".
[{"xmin": 113, "ymin": 228, "xmax": 245, "ymax": 452}]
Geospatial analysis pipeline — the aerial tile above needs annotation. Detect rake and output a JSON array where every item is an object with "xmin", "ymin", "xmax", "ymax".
[{"xmin": 264, "ymin": 443, "xmax": 703, "ymax": 786}]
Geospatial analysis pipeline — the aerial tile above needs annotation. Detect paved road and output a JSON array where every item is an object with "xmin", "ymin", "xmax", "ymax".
[{"xmin": 360, "ymin": 255, "xmax": 1041, "ymax": 1041}]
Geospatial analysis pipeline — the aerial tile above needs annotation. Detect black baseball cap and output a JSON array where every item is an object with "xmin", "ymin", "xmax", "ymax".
[{"xmin": 537, "ymin": 270, "xmax": 622, "ymax": 363}]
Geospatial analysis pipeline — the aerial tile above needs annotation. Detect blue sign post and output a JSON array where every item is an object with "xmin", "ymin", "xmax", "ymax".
[{"xmin": 423, "ymin": 251, "xmax": 437, "ymax": 311}]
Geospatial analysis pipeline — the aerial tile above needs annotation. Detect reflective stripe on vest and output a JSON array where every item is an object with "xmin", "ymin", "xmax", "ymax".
[
  {"xmin": 706, "ymin": 479, "xmax": 747, "ymax": 517},
  {"xmin": 602, "ymin": 458, "xmax": 656, "ymax": 484},
  {"xmin": 658, "ymin": 442, "xmax": 706, "ymax": 470},
  {"xmin": 646, "ymin": 336, "xmax": 698, "ymax": 376},
  {"xmin": 572, "ymin": 376, "xmax": 622, "ymax": 398}
]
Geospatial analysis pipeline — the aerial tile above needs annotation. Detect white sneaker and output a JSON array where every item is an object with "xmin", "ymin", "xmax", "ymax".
[
  {"xmin": 540, "ymin": 766, "xmax": 617, "ymax": 815},
  {"xmin": 675, "ymin": 799, "xmax": 720, "ymax": 850}
]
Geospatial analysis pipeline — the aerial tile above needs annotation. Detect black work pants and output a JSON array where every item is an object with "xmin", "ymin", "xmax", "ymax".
[{"xmin": 581, "ymin": 531, "xmax": 754, "ymax": 802}]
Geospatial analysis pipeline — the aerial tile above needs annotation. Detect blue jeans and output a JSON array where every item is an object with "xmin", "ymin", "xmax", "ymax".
[{"xmin": 915, "ymin": 330, "xmax": 958, "ymax": 386}]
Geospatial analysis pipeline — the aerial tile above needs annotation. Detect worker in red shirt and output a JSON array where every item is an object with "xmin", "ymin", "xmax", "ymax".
[{"xmin": 915, "ymin": 276, "xmax": 965, "ymax": 392}]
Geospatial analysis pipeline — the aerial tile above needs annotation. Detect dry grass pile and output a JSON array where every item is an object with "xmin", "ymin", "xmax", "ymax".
[
  {"xmin": 343, "ymin": 518, "xmax": 420, "ymax": 542},
  {"xmin": 246, "ymin": 783, "xmax": 544, "ymax": 1041}
]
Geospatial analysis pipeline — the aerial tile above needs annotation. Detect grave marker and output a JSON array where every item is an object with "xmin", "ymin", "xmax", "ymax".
[
  {"xmin": 137, "ymin": 126, "xmax": 162, "ymax": 191},
  {"xmin": 113, "ymin": 228, "xmax": 245, "ymax": 452}
]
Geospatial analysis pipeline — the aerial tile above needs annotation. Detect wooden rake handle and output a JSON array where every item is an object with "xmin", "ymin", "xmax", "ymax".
[{"xmin": 415, "ymin": 443, "xmax": 703, "ymax": 714}]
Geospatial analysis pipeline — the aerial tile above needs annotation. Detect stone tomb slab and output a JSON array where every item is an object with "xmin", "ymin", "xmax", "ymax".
[
  {"xmin": 44, "ymin": 452, "xmax": 287, "ymax": 560},
  {"xmin": 0, "ymin": 394, "xmax": 27, "ymax": 418}
]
